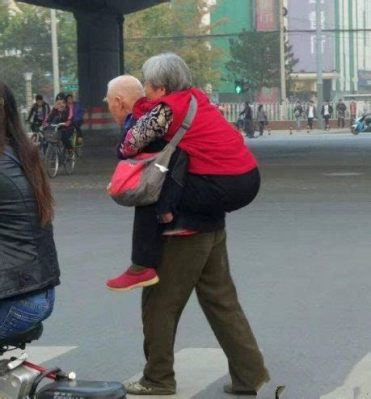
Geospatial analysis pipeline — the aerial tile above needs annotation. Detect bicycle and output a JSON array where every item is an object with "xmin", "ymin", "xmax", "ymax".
[
  {"xmin": 29, "ymin": 125, "xmax": 47, "ymax": 157},
  {"xmin": 43, "ymin": 123, "xmax": 82, "ymax": 178}
]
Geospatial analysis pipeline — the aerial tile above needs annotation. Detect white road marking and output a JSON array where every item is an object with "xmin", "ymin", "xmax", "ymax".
[
  {"xmin": 125, "ymin": 348, "xmax": 227, "ymax": 399},
  {"xmin": 323, "ymin": 172, "xmax": 363, "ymax": 177},
  {"xmin": 11, "ymin": 346, "xmax": 77, "ymax": 364},
  {"xmin": 320, "ymin": 353, "xmax": 371, "ymax": 399}
]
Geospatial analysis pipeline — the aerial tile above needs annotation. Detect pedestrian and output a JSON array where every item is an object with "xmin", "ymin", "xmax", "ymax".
[
  {"xmin": 257, "ymin": 104, "xmax": 267, "ymax": 136},
  {"xmin": 27, "ymin": 94, "xmax": 50, "ymax": 133},
  {"xmin": 306, "ymin": 100, "xmax": 316, "ymax": 130},
  {"xmin": 0, "ymin": 81, "xmax": 60, "ymax": 339},
  {"xmin": 321, "ymin": 100, "xmax": 333, "ymax": 130},
  {"xmin": 106, "ymin": 67, "xmax": 263, "ymax": 292},
  {"xmin": 293, "ymin": 100, "xmax": 303, "ymax": 130},
  {"xmin": 118, "ymin": 53, "xmax": 271, "ymax": 397},
  {"xmin": 66, "ymin": 93, "xmax": 84, "ymax": 144},
  {"xmin": 336, "ymin": 99, "xmax": 347, "ymax": 128},
  {"xmin": 239, "ymin": 101, "xmax": 254, "ymax": 137},
  {"xmin": 350, "ymin": 98, "xmax": 357, "ymax": 125}
]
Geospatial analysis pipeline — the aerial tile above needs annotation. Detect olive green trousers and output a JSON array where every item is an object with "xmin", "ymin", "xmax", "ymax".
[{"xmin": 140, "ymin": 229, "xmax": 270, "ymax": 391}]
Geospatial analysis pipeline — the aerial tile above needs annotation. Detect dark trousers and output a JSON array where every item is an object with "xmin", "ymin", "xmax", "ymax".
[
  {"xmin": 307, "ymin": 118, "xmax": 314, "ymax": 129},
  {"xmin": 61, "ymin": 127, "xmax": 74, "ymax": 150},
  {"xmin": 324, "ymin": 115, "xmax": 330, "ymax": 128},
  {"xmin": 140, "ymin": 229, "xmax": 270, "ymax": 391},
  {"xmin": 337, "ymin": 117, "xmax": 345, "ymax": 128},
  {"xmin": 131, "ymin": 168, "xmax": 261, "ymax": 268}
]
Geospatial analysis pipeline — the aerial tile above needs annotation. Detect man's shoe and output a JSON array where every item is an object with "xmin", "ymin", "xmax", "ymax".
[
  {"xmin": 106, "ymin": 268, "xmax": 159, "ymax": 291},
  {"xmin": 125, "ymin": 381, "xmax": 175, "ymax": 395}
]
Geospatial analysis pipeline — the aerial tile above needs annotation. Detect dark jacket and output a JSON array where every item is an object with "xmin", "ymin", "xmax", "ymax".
[
  {"xmin": 27, "ymin": 102, "xmax": 50, "ymax": 123},
  {"xmin": 0, "ymin": 147, "xmax": 60, "ymax": 300}
]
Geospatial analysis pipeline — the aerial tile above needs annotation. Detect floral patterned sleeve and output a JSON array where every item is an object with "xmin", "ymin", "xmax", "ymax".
[{"xmin": 121, "ymin": 104, "xmax": 173, "ymax": 157}]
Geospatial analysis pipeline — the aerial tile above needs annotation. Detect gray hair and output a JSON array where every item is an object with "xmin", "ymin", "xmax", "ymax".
[{"xmin": 142, "ymin": 53, "xmax": 192, "ymax": 93}]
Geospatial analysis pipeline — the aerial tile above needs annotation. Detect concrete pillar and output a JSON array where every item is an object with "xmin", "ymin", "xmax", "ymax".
[
  {"xmin": 74, "ymin": 11, "xmax": 123, "ymax": 142},
  {"xmin": 74, "ymin": 11, "xmax": 123, "ymax": 109}
]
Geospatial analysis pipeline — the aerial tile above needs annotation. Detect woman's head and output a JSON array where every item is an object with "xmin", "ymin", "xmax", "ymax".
[
  {"xmin": 142, "ymin": 53, "xmax": 192, "ymax": 100},
  {"xmin": 66, "ymin": 94, "xmax": 73, "ymax": 106},
  {"xmin": 55, "ymin": 92, "xmax": 67, "ymax": 110},
  {"xmin": 0, "ymin": 81, "xmax": 54, "ymax": 226},
  {"xmin": 258, "ymin": 104, "xmax": 263, "ymax": 111}
]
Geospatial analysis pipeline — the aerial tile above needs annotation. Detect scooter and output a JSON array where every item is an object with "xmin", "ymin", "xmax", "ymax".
[
  {"xmin": 0, "ymin": 323, "xmax": 126, "ymax": 399},
  {"xmin": 351, "ymin": 113, "xmax": 371, "ymax": 135}
]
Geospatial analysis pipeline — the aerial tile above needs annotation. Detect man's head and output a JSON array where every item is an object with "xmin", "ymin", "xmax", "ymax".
[
  {"xmin": 35, "ymin": 94, "xmax": 43, "ymax": 106},
  {"xmin": 106, "ymin": 75, "xmax": 144, "ymax": 125}
]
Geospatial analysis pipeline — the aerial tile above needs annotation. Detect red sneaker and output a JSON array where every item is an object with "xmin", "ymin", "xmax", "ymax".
[{"xmin": 106, "ymin": 268, "xmax": 159, "ymax": 292}]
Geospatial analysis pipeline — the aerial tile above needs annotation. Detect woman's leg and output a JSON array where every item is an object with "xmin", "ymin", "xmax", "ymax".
[
  {"xmin": 61, "ymin": 128, "xmax": 74, "ymax": 150},
  {"xmin": 132, "ymin": 205, "xmax": 164, "ymax": 268},
  {"xmin": 0, "ymin": 288, "xmax": 55, "ymax": 339},
  {"xmin": 180, "ymin": 169, "xmax": 260, "ymax": 216}
]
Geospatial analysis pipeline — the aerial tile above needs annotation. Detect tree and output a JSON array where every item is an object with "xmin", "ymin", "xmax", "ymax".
[
  {"xmin": 0, "ymin": 3, "xmax": 76, "ymax": 105},
  {"xmin": 226, "ymin": 31, "xmax": 298, "ymax": 93},
  {"xmin": 124, "ymin": 0, "xmax": 222, "ymax": 90}
]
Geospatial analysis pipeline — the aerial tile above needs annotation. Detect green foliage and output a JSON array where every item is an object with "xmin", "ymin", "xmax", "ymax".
[
  {"xmin": 124, "ymin": 0, "xmax": 222, "ymax": 89},
  {"xmin": 0, "ymin": 3, "xmax": 76, "ymax": 105},
  {"xmin": 226, "ymin": 31, "xmax": 298, "ymax": 91}
]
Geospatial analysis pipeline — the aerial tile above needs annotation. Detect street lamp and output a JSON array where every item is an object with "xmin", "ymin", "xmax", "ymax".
[
  {"xmin": 50, "ymin": 9, "xmax": 60, "ymax": 98},
  {"xmin": 24, "ymin": 72, "xmax": 33, "ymax": 110}
]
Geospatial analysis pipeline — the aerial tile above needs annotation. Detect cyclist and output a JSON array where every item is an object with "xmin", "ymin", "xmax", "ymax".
[
  {"xmin": 66, "ymin": 94, "xmax": 84, "ymax": 145},
  {"xmin": 45, "ymin": 92, "xmax": 74, "ymax": 151},
  {"xmin": 27, "ymin": 94, "xmax": 50, "ymax": 133}
]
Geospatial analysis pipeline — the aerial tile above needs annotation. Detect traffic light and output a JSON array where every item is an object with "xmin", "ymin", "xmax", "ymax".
[
  {"xmin": 234, "ymin": 80, "xmax": 243, "ymax": 94},
  {"xmin": 234, "ymin": 79, "xmax": 249, "ymax": 94}
]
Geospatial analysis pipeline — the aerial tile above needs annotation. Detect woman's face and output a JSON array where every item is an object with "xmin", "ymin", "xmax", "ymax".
[{"xmin": 144, "ymin": 82, "xmax": 166, "ymax": 100}]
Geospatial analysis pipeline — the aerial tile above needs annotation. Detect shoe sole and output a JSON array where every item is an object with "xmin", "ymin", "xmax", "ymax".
[{"xmin": 106, "ymin": 276, "xmax": 160, "ymax": 292}]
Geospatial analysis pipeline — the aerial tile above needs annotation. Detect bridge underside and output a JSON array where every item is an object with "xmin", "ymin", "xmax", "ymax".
[
  {"xmin": 19, "ymin": 0, "xmax": 168, "ymax": 138},
  {"xmin": 20, "ymin": 0, "xmax": 167, "ymax": 15}
]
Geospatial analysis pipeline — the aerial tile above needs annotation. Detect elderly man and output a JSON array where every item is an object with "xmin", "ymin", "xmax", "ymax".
[{"xmin": 105, "ymin": 67, "xmax": 278, "ymax": 397}]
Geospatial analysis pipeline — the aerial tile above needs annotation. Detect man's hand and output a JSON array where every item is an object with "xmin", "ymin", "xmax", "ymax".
[{"xmin": 160, "ymin": 212, "xmax": 174, "ymax": 224}]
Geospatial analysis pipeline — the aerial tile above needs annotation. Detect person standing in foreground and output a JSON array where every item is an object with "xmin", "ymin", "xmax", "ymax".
[
  {"xmin": 122, "ymin": 53, "xmax": 274, "ymax": 397},
  {"xmin": 0, "ymin": 81, "xmax": 60, "ymax": 339}
]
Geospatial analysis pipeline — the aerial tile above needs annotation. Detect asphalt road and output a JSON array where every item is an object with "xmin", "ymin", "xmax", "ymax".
[{"xmin": 35, "ymin": 133, "xmax": 371, "ymax": 399}]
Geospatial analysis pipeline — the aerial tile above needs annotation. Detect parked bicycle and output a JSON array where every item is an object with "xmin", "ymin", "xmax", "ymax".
[{"xmin": 43, "ymin": 123, "xmax": 82, "ymax": 178}]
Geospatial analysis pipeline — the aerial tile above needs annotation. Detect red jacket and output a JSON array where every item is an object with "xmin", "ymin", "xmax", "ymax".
[{"xmin": 134, "ymin": 88, "xmax": 257, "ymax": 175}]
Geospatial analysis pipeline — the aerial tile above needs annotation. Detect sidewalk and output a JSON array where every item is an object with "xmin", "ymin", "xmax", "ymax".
[{"xmin": 257, "ymin": 127, "xmax": 352, "ymax": 137}]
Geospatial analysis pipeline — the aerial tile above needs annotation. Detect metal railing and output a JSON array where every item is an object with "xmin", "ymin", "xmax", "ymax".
[{"xmin": 221, "ymin": 101, "xmax": 371, "ymax": 123}]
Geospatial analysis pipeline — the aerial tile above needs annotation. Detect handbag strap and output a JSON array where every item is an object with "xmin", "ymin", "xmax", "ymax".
[{"xmin": 168, "ymin": 95, "xmax": 198, "ymax": 147}]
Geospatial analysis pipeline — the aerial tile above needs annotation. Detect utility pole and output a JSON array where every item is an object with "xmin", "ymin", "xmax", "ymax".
[
  {"xmin": 279, "ymin": 0, "xmax": 287, "ymax": 102},
  {"xmin": 51, "ymin": 9, "xmax": 60, "ymax": 99},
  {"xmin": 316, "ymin": 0, "xmax": 323, "ymax": 129}
]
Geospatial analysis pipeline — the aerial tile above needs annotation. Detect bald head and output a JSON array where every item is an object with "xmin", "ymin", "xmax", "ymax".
[{"xmin": 106, "ymin": 75, "xmax": 144, "ymax": 125}]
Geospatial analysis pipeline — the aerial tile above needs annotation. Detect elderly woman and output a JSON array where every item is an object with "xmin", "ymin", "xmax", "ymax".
[
  {"xmin": 0, "ymin": 81, "xmax": 60, "ymax": 339},
  {"xmin": 112, "ymin": 53, "xmax": 272, "ymax": 397}
]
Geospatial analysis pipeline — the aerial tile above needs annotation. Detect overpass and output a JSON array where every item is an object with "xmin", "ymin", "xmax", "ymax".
[{"xmin": 20, "ymin": 0, "xmax": 167, "ymax": 134}]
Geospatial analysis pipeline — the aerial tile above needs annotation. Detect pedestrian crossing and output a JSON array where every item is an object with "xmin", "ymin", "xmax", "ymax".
[{"xmin": 320, "ymin": 353, "xmax": 371, "ymax": 399}]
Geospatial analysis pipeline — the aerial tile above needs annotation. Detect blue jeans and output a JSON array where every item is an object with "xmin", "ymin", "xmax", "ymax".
[{"xmin": 0, "ymin": 288, "xmax": 55, "ymax": 340}]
